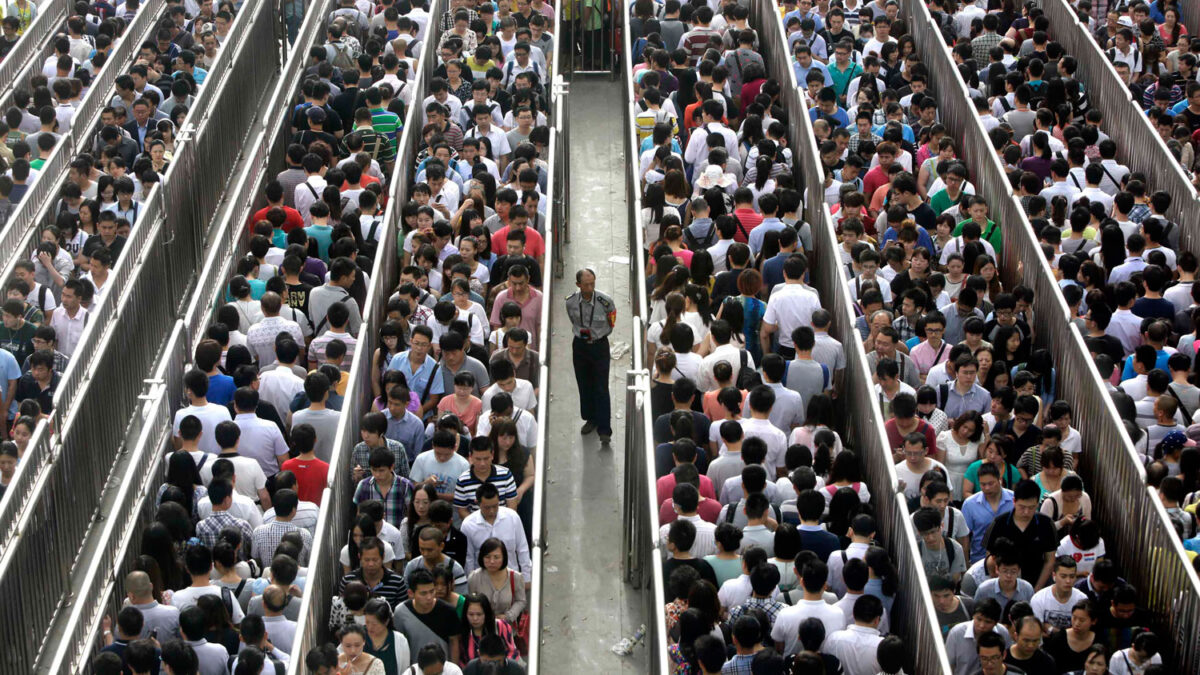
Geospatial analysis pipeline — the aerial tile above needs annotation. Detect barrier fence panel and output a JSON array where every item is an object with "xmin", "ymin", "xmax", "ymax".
[
  {"xmin": 896, "ymin": 2, "xmax": 1200, "ymax": 670},
  {"xmin": 618, "ymin": 7, "xmax": 664, "ymax": 673},
  {"xmin": 0, "ymin": 0, "xmax": 71, "ymax": 111},
  {"xmin": 0, "ymin": 0, "xmax": 169, "ymax": 293},
  {"xmin": 756, "ymin": 2, "xmax": 950, "ymax": 671},
  {"xmin": 0, "ymin": 2, "xmax": 280, "ymax": 669},
  {"xmin": 1036, "ymin": 0, "xmax": 1200, "ymax": 255},
  {"xmin": 562, "ymin": 0, "xmax": 616, "ymax": 74}
]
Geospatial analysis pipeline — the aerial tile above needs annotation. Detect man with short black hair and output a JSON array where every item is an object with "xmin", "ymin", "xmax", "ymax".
[
  {"xmin": 984, "ymin": 479, "xmax": 1059, "ymax": 589},
  {"xmin": 393, "ymin": 568, "xmax": 462, "ymax": 664},
  {"xmin": 252, "ymin": 489, "xmax": 313, "ymax": 565},
  {"xmin": 170, "ymin": 545, "xmax": 246, "ymax": 624}
]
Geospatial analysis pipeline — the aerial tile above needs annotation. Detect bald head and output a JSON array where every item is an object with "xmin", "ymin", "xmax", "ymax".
[
  {"xmin": 260, "ymin": 291, "xmax": 282, "ymax": 315},
  {"xmin": 126, "ymin": 571, "xmax": 153, "ymax": 600}
]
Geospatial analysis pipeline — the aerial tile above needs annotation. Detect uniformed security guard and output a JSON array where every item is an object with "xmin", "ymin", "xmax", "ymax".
[{"xmin": 565, "ymin": 267, "xmax": 616, "ymax": 443}]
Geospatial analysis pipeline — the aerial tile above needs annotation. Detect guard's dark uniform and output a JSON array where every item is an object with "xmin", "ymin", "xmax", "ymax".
[{"xmin": 565, "ymin": 288, "xmax": 616, "ymax": 437}]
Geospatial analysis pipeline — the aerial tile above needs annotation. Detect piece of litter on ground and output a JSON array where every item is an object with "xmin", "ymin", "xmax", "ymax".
[
  {"xmin": 609, "ymin": 341, "xmax": 630, "ymax": 360},
  {"xmin": 545, "ymin": 565, "xmax": 559, "ymax": 573},
  {"xmin": 607, "ymin": 255, "xmax": 630, "ymax": 265}
]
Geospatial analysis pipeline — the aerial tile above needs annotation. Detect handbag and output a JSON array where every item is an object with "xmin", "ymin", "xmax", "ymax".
[{"xmin": 510, "ymin": 570, "xmax": 531, "ymax": 656}]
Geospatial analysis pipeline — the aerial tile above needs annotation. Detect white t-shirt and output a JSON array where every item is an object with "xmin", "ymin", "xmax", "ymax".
[
  {"xmin": 199, "ymin": 454, "xmax": 267, "ymax": 503},
  {"xmin": 1057, "ymin": 534, "xmax": 1106, "ymax": 575},
  {"xmin": 894, "ymin": 458, "xmax": 948, "ymax": 500},
  {"xmin": 409, "ymin": 450, "xmax": 471, "ymax": 497},
  {"xmin": 171, "ymin": 585, "xmax": 246, "ymax": 623},
  {"xmin": 763, "ymin": 284, "xmax": 822, "ymax": 348},
  {"xmin": 481, "ymin": 379, "xmax": 537, "ymax": 412},
  {"xmin": 770, "ymin": 599, "xmax": 847, "ymax": 655},
  {"xmin": 1029, "ymin": 586, "xmax": 1088, "ymax": 630},
  {"xmin": 173, "ymin": 403, "xmax": 234, "ymax": 454}
]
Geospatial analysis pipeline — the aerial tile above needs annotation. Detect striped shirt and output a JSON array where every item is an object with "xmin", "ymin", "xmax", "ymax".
[
  {"xmin": 452, "ymin": 465, "xmax": 518, "ymax": 513},
  {"xmin": 354, "ymin": 126, "xmax": 396, "ymax": 162},
  {"xmin": 368, "ymin": 107, "xmax": 402, "ymax": 147},
  {"xmin": 251, "ymin": 521, "xmax": 313, "ymax": 565},
  {"xmin": 680, "ymin": 27, "xmax": 722, "ymax": 64},
  {"xmin": 338, "ymin": 568, "xmax": 408, "ymax": 606}
]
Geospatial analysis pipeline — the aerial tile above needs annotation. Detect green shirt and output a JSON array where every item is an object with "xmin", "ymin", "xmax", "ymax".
[
  {"xmin": 953, "ymin": 218, "xmax": 1002, "ymax": 262},
  {"xmin": 0, "ymin": 321, "xmax": 37, "ymax": 365},
  {"xmin": 930, "ymin": 187, "xmax": 965, "ymax": 215},
  {"xmin": 829, "ymin": 62, "xmax": 863, "ymax": 102}
]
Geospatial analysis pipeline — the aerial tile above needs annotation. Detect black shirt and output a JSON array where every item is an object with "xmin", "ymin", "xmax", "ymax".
[
  {"xmin": 1085, "ymin": 335, "xmax": 1124, "ymax": 367},
  {"xmin": 712, "ymin": 267, "xmax": 745, "ymax": 305},
  {"xmin": 286, "ymin": 281, "xmax": 313, "ymax": 315},
  {"xmin": 399, "ymin": 599, "xmax": 460, "ymax": 639},
  {"xmin": 491, "ymin": 254, "xmax": 543, "ymax": 288},
  {"xmin": 984, "ymin": 512, "xmax": 1058, "ymax": 584},
  {"xmin": 1042, "ymin": 629, "xmax": 1097, "ymax": 673},
  {"xmin": 663, "ymin": 557, "xmax": 718, "ymax": 593},
  {"xmin": 653, "ymin": 409, "xmax": 712, "ymax": 445},
  {"xmin": 82, "ymin": 233, "xmax": 127, "ymax": 261},
  {"xmin": 14, "ymin": 372, "xmax": 57, "ymax": 414},
  {"xmin": 1005, "ymin": 648, "xmax": 1055, "ymax": 675}
]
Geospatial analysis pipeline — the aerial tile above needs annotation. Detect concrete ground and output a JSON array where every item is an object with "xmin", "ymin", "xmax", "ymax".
[{"xmin": 539, "ymin": 77, "xmax": 649, "ymax": 670}]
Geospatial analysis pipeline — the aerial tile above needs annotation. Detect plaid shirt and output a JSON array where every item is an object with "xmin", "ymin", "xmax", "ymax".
[
  {"xmin": 440, "ymin": 7, "xmax": 479, "ymax": 30},
  {"xmin": 722, "ymin": 653, "xmax": 755, "ymax": 675},
  {"xmin": 353, "ymin": 474, "xmax": 414, "ymax": 528},
  {"xmin": 196, "ymin": 511, "xmax": 254, "ymax": 559},
  {"xmin": 971, "ymin": 32, "xmax": 1002, "ymax": 65},
  {"xmin": 351, "ymin": 439, "xmax": 411, "ymax": 478},
  {"xmin": 727, "ymin": 596, "xmax": 785, "ymax": 630},
  {"xmin": 1128, "ymin": 203, "xmax": 1152, "ymax": 225},
  {"xmin": 251, "ymin": 521, "xmax": 313, "ymax": 565},
  {"xmin": 893, "ymin": 314, "xmax": 921, "ymax": 343},
  {"xmin": 847, "ymin": 131, "xmax": 882, "ymax": 155}
]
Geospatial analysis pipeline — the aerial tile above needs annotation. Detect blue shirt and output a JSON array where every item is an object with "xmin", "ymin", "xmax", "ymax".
[
  {"xmin": 783, "ymin": 8, "xmax": 824, "ymax": 31},
  {"xmin": 962, "ymin": 489, "xmax": 1014, "ymax": 562},
  {"xmin": 941, "ymin": 383, "xmax": 991, "ymax": 419},
  {"xmin": 747, "ymin": 217, "xmax": 787, "ymax": 256},
  {"xmin": 388, "ymin": 352, "xmax": 446, "ymax": 405},
  {"xmin": 1121, "ymin": 348, "xmax": 1169, "ymax": 381},
  {"xmin": 304, "ymin": 224, "xmax": 334, "ymax": 261},
  {"xmin": 872, "ymin": 122, "xmax": 915, "ymax": 144},
  {"xmin": 809, "ymin": 105, "xmax": 849, "ymax": 128},
  {"xmin": 207, "ymin": 373, "xmax": 236, "ymax": 406},
  {"xmin": 881, "ymin": 224, "xmax": 936, "ymax": 254},
  {"xmin": 794, "ymin": 60, "xmax": 832, "ymax": 87},
  {"xmin": 0, "ymin": 348, "xmax": 20, "ymax": 418},
  {"xmin": 383, "ymin": 408, "xmax": 427, "ymax": 463}
]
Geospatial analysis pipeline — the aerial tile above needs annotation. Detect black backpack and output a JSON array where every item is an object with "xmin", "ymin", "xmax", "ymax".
[{"xmin": 736, "ymin": 350, "xmax": 761, "ymax": 390}]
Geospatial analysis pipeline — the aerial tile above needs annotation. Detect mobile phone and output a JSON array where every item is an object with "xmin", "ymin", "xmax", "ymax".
[{"xmin": 150, "ymin": 628, "xmax": 158, "ymax": 639}]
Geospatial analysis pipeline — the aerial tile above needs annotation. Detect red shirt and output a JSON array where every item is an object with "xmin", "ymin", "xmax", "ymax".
[
  {"xmin": 731, "ymin": 208, "xmax": 763, "ymax": 243},
  {"xmin": 491, "ymin": 225, "xmax": 545, "ymax": 259},
  {"xmin": 660, "ymin": 496, "xmax": 723, "ymax": 525},
  {"xmin": 657, "ymin": 473, "xmax": 716, "ymax": 506},
  {"xmin": 862, "ymin": 166, "xmax": 891, "ymax": 203},
  {"xmin": 884, "ymin": 418, "xmax": 937, "ymax": 455},
  {"xmin": 281, "ymin": 456, "xmax": 330, "ymax": 505},
  {"xmin": 250, "ymin": 205, "xmax": 305, "ymax": 233}
]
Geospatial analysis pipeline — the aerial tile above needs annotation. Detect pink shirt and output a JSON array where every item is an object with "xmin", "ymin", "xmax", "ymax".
[
  {"xmin": 438, "ymin": 394, "xmax": 483, "ymax": 434},
  {"xmin": 909, "ymin": 338, "xmax": 951, "ymax": 376},
  {"xmin": 490, "ymin": 287, "xmax": 543, "ymax": 346}
]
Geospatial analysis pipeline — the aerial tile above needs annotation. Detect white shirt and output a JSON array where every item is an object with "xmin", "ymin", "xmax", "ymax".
[
  {"xmin": 740, "ymin": 417, "xmax": 789, "ymax": 475},
  {"xmin": 173, "ymin": 403, "xmax": 233, "ymax": 454},
  {"xmin": 476, "ymin": 405, "xmax": 538, "ymax": 449},
  {"xmin": 698, "ymin": 343, "xmax": 753, "ymax": 391},
  {"xmin": 481, "ymin": 379, "xmax": 537, "ymax": 412},
  {"xmin": 833, "ymin": 592, "xmax": 891, "ymax": 634},
  {"xmin": 462, "ymin": 507, "xmax": 533, "ymax": 581},
  {"xmin": 171, "ymin": 585, "xmax": 246, "ymax": 623},
  {"xmin": 258, "ymin": 367, "xmax": 306, "ymax": 421},
  {"xmin": 895, "ymin": 458, "xmax": 948, "ymax": 500},
  {"xmin": 763, "ymin": 284, "xmax": 823, "ymax": 348},
  {"xmin": 770, "ymin": 598, "xmax": 847, "ymax": 655},
  {"xmin": 197, "ymin": 492, "xmax": 263, "ymax": 528},
  {"xmin": 50, "ymin": 305, "xmax": 88, "ymax": 356},
  {"xmin": 684, "ymin": 122, "xmax": 739, "ymax": 169},
  {"xmin": 199, "ymin": 453, "xmax": 267, "ymax": 503},
  {"xmin": 246, "ymin": 316, "xmax": 305, "ymax": 366},
  {"xmin": 1029, "ymin": 586, "xmax": 1088, "ymax": 630},
  {"xmin": 822, "ymin": 625, "xmax": 884, "ymax": 675},
  {"xmin": 825, "ymin": 542, "xmax": 869, "ymax": 597},
  {"xmin": 1107, "ymin": 308, "xmax": 1143, "ymax": 355},
  {"xmin": 293, "ymin": 175, "xmax": 328, "ymax": 225},
  {"xmin": 658, "ymin": 513, "xmax": 717, "ymax": 559},
  {"xmin": 234, "ymin": 413, "xmax": 290, "ymax": 475},
  {"xmin": 261, "ymin": 614, "xmax": 298, "ymax": 655}
]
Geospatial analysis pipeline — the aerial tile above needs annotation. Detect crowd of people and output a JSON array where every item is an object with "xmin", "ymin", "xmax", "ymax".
[
  {"xmin": 628, "ymin": 0, "xmax": 1200, "ymax": 673},
  {"xmin": 0, "ymin": 1, "xmax": 221, "ymax": 485},
  {"xmin": 81, "ymin": 0, "xmax": 555, "ymax": 672}
]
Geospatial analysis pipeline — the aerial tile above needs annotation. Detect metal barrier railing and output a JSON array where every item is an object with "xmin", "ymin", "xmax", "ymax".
[
  {"xmin": 0, "ymin": 0, "xmax": 71, "ymax": 120},
  {"xmin": 562, "ymin": 0, "xmax": 617, "ymax": 75},
  {"xmin": 0, "ymin": 0, "xmax": 169, "ymax": 555},
  {"xmin": 0, "ymin": 0, "xmax": 168, "ymax": 301},
  {"xmin": 34, "ymin": 322, "xmax": 184, "ymax": 675},
  {"xmin": 1035, "ymin": 0, "xmax": 1200, "ymax": 262},
  {"xmin": 0, "ymin": 2, "xmax": 282, "ymax": 670},
  {"xmin": 897, "ymin": 2, "xmax": 1200, "ymax": 670}
]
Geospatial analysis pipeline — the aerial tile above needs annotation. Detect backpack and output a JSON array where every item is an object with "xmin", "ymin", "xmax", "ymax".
[
  {"xmin": 328, "ymin": 40, "xmax": 357, "ymax": 69},
  {"xmin": 725, "ymin": 499, "xmax": 781, "ymax": 523},
  {"xmin": 684, "ymin": 222, "xmax": 716, "ymax": 251},
  {"xmin": 736, "ymin": 350, "xmax": 761, "ymax": 389}
]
